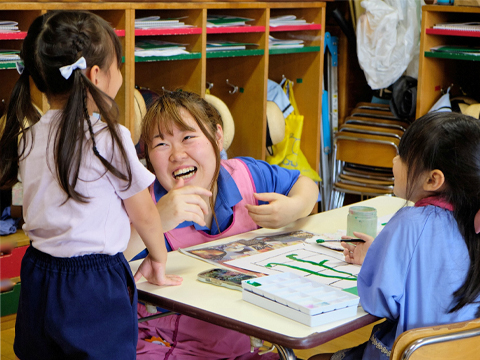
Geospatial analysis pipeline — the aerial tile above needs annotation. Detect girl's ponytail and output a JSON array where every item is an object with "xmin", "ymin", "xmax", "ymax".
[{"xmin": 0, "ymin": 68, "xmax": 41, "ymax": 189}]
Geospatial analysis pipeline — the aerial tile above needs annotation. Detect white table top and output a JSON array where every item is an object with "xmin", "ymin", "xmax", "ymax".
[{"xmin": 130, "ymin": 196, "xmax": 407, "ymax": 349}]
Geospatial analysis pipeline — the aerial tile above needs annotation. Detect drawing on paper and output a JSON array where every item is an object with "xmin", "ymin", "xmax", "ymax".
[{"xmin": 225, "ymin": 243, "xmax": 360, "ymax": 292}]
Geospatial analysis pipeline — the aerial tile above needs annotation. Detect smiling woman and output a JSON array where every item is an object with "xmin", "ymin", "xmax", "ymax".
[{"xmin": 124, "ymin": 90, "xmax": 319, "ymax": 360}]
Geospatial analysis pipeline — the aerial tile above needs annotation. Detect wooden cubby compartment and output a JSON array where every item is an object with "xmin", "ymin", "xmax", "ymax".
[
  {"xmin": 0, "ymin": 2, "xmax": 326, "ymax": 202},
  {"xmin": 417, "ymin": 5, "xmax": 480, "ymax": 118}
]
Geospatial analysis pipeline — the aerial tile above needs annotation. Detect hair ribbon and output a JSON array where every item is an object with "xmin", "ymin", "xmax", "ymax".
[
  {"xmin": 16, "ymin": 62, "xmax": 25, "ymax": 75},
  {"xmin": 59, "ymin": 56, "xmax": 87, "ymax": 79}
]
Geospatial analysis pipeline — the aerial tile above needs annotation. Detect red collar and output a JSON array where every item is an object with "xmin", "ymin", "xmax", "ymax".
[{"xmin": 414, "ymin": 196, "xmax": 454, "ymax": 211}]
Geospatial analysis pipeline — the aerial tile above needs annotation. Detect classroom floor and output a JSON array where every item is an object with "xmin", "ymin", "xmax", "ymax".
[{"xmin": 1, "ymin": 316, "xmax": 377, "ymax": 360}]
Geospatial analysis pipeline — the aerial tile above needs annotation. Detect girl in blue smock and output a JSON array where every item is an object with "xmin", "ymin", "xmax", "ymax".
[
  {"xmin": 310, "ymin": 111, "xmax": 480, "ymax": 360},
  {"xmin": 125, "ymin": 90, "xmax": 319, "ymax": 359}
]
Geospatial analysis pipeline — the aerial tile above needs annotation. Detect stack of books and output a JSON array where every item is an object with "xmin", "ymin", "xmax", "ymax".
[
  {"xmin": 430, "ymin": 45, "xmax": 480, "ymax": 56},
  {"xmin": 135, "ymin": 40, "xmax": 190, "ymax": 57},
  {"xmin": 270, "ymin": 15, "xmax": 310, "ymax": 27},
  {"xmin": 206, "ymin": 40, "xmax": 257, "ymax": 52},
  {"xmin": 0, "ymin": 21, "xmax": 19, "ymax": 33},
  {"xmin": 135, "ymin": 16, "xmax": 192, "ymax": 29},
  {"xmin": 0, "ymin": 50, "xmax": 20, "ymax": 62},
  {"xmin": 269, "ymin": 35, "xmax": 304, "ymax": 49},
  {"xmin": 433, "ymin": 22, "xmax": 480, "ymax": 32},
  {"xmin": 206, "ymin": 15, "xmax": 253, "ymax": 28}
]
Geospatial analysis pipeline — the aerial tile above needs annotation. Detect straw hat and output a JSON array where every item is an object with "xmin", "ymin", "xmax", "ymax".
[
  {"xmin": 458, "ymin": 103, "xmax": 480, "ymax": 119},
  {"xmin": 204, "ymin": 93, "xmax": 235, "ymax": 150},
  {"xmin": 266, "ymin": 101, "xmax": 285, "ymax": 145},
  {"xmin": 133, "ymin": 88, "xmax": 147, "ymax": 144}
]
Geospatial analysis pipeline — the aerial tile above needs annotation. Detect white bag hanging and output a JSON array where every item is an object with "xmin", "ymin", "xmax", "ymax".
[{"xmin": 356, "ymin": 0, "xmax": 420, "ymax": 90}]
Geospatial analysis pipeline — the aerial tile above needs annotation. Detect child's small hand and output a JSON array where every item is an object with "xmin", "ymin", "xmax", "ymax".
[
  {"xmin": 341, "ymin": 232, "xmax": 374, "ymax": 265},
  {"xmin": 134, "ymin": 255, "xmax": 183, "ymax": 286}
]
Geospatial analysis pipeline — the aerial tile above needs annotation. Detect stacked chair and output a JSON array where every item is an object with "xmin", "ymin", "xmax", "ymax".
[{"xmin": 328, "ymin": 102, "xmax": 410, "ymax": 210}]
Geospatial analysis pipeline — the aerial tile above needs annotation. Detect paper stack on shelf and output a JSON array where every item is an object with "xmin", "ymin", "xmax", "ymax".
[
  {"xmin": 135, "ymin": 40, "xmax": 190, "ymax": 57},
  {"xmin": 270, "ymin": 15, "xmax": 310, "ymax": 27},
  {"xmin": 0, "ymin": 21, "xmax": 19, "ymax": 33},
  {"xmin": 269, "ymin": 35, "xmax": 304, "ymax": 49},
  {"xmin": 433, "ymin": 22, "xmax": 480, "ymax": 32},
  {"xmin": 430, "ymin": 45, "xmax": 480, "ymax": 55},
  {"xmin": 206, "ymin": 15, "xmax": 253, "ymax": 28},
  {"xmin": 135, "ymin": 16, "xmax": 192, "ymax": 29},
  {"xmin": 206, "ymin": 40, "xmax": 257, "ymax": 52},
  {"xmin": 0, "ymin": 50, "xmax": 20, "ymax": 62}
]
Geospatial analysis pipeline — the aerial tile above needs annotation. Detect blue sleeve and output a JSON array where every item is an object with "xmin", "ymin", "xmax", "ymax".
[
  {"xmin": 357, "ymin": 207, "xmax": 420, "ymax": 320},
  {"xmin": 238, "ymin": 156, "xmax": 300, "ymax": 196}
]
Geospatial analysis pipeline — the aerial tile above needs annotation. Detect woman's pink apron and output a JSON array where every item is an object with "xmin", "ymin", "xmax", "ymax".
[{"xmin": 138, "ymin": 159, "xmax": 278, "ymax": 360}]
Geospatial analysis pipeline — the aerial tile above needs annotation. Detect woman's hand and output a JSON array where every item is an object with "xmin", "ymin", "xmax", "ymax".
[
  {"xmin": 245, "ymin": 192, "xmax": 300, "ymax": 228},
  {"xmin": 156, "ymin": 178, "xmax": 212, "ymax": 232},
  {"xmin": 341, "ymin": 231, "xmax": 374, "ymax": 265},
  {"xmin": 134, "ymin": 255, "xmax": 183, "ymax": 286}
]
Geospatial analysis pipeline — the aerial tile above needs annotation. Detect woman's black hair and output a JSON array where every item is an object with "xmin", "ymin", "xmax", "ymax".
[
  {"xmin": 399, "ymin": 111, "xmax": 480, "ymax": 315},
  {"xmin": 0, "ymin": 10, "xmax": 131, "ymax": 202}
]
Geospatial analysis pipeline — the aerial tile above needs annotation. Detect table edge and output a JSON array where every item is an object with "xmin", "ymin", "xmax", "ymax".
[{"xmin": 138, "ymin": 290, "xmax": 380, "ymax": 349}]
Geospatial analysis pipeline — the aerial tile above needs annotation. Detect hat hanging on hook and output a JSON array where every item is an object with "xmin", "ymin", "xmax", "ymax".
[
  {"xmin": 204, "ymin": 93, "xmax": 235, "ymax": 151},
  {"xmin": 266, "ymin": 101, "xmax": 285, "ymax": 148}
]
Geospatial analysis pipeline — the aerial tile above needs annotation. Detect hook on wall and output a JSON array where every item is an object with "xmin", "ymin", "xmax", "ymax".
[
  {"xmin": 226, "ymin": 79, "xmax": 239, "ymax": 94},
  {"xmin": 206, "ymin": 82, "xmax": 214, "ymax": 91}
]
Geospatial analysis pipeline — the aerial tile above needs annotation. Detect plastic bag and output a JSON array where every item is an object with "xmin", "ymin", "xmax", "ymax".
[
  {"xmin": 356, "ymin": 0, "xmax": 420, "ymax": 90},
  {"xmin": 266, "ymin": 80, "xmax": 321, "ymax": 182}
]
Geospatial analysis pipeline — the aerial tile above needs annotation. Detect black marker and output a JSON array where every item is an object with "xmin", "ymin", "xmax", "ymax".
[{"xmin": 316, "ymin": 239, "xmax": 365, "ymax": 244}]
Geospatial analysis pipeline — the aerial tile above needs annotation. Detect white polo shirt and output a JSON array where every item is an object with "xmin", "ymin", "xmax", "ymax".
[{"xmin": 19, "ymin": 110, "xmax": 154, "ymax": 257}]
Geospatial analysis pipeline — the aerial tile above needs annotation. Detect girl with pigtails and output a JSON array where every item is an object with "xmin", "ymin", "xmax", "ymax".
[{"xmin": 0, "ymin": 11, "xmax": 181, "ymax": 360}]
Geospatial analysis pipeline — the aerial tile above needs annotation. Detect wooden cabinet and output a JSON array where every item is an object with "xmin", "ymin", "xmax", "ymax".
[
  {"xmin": 417, "ymin": 5, "xmax": 480, "ymax": 118},
  {"xmin": 0, "ymin": 2, "xmax": 325, "ymax": 172}
]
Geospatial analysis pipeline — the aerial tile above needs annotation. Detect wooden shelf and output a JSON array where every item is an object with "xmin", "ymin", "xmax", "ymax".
[
  {"xmin": 135, "ymin": 53, "xmax": 202, "ymax": 62},
  {"xmin": 426, "ymin": 28, "xmax": 480, "ymax": 38},
  {"xmin": 207, "ymin": 26, "xmax": 265, "ymax": 34},
  {"xmin": 417, "ymin": 5, "xmax": 480, "ymax": 118},
  {"xmin": 0, "ymin": 62, "xmax": 19, "ymax": 70},
  {"xmin": 135, "ymin": 28, "xmax": 202, "ymax": 36},
  {"xmin": 269, "ymin": 46, "xmax": 321, "ymax": 55},
  {"xmin": 425, "ymin": 51, "xmax": 480, "ymax": 61},
  {"xmin": 206, "ymin": 49, "xmax": 264, "ymax": 58},
  {"xmin": 0, "ymin": 32, "xmax": 26, "ymax": 40},
  {"xmin": 0, "ymin": 2, "xmax": 326, "ymax": 190},
  {"xmin": 270, "ymin": 24, "xmax": 321, "ymax": 32}
]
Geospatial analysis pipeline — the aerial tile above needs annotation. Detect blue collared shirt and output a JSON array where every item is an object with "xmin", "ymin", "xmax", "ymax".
[{"xmin": 131, "ymin": 157, "xmax": 299, "ymax": 260}]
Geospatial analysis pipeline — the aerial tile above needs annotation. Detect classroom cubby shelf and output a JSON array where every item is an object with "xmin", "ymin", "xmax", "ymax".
[
  {"xmin": 0, "ymin": 32, "xmax": 26, "ymax": 40},
  {"xmin": 0, "ymin": 2, "xmax": 325, "ymax": 215},
  {"xmin": 417, "ymin": 5, "xmax": 480, "ymax": 118},
  {"xmin": 206, "ymin": 49, "xmax": 264, "ymax": 58},
  {"xmin": 424, "ymin": 51, "xmax": 480, "ymax": 61},
  {"xmin": 269, "ymin": 46, "xmax": 321, "ymax": 55},
  {"xmin": 426, "ymin": 28, "xmax": 480, "ymax": 38},
  {"xmin": 269, "ymin": 24, "xmax": 322, "ymax": 32},
  {"xmin": 207, "ymin": 26, "xmax": 265, "ymax": 34},
  {"xmin": 135, "ymin": 53, "xmax": 202, "ymax": 62},
  {"xmin": 135, "ymin": 28, "xmax": 202, "ymax": 36}
]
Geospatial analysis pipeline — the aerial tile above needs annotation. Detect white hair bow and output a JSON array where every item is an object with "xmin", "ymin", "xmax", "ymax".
[
  {"xmin": 16, "ymin": 62, "xmax": 25, "ymax": 75},
  {"xmin": 59, "ymin": 56, "xmax": 87, "ymax": 79}
]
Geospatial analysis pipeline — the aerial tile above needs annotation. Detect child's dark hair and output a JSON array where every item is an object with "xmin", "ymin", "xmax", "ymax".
[
  {"xmin": 399, "ymin": 111, "xmax": 480, "ymax": 315},
  {"xmin": 0, "ymin": 10, "xmax": 131, "ymax": 202}
]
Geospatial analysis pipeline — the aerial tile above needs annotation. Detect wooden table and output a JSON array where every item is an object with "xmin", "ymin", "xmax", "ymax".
[{"xmin": 130, "ymin": 196, "xmax": 406, "ymax": 359}]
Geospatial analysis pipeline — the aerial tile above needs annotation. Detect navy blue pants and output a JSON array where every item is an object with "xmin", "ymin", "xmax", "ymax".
[{"xmin": 14, "ymin": 246, "xmax": 138, "ymax": 360}]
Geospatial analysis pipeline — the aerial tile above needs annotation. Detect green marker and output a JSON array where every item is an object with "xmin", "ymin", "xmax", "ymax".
[{"xmin": 316, "ymin": 239, "xmax": 365, "ymax": 244}]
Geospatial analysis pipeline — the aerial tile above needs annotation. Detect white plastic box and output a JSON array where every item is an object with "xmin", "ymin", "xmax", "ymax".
[{"xmin": 242, "ymin": 272, "xmax": 359, "ymax": 327}]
